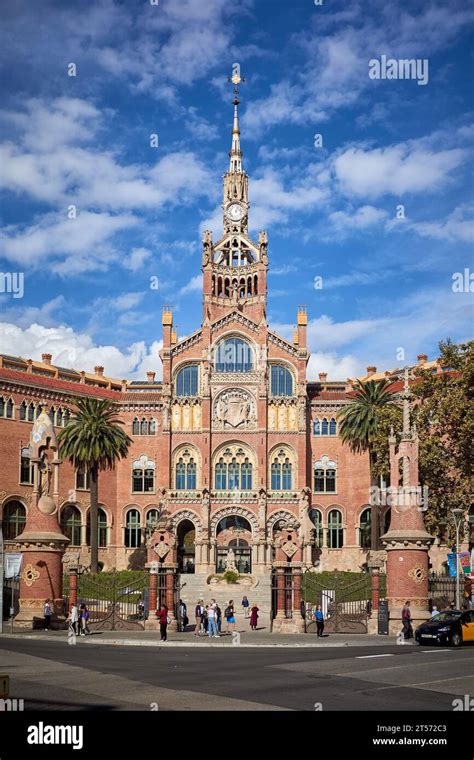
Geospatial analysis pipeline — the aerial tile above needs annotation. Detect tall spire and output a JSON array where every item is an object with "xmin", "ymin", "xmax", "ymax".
[{"xmin": 228, "ymin": 65, "xmax": 245, "ymax": 173}]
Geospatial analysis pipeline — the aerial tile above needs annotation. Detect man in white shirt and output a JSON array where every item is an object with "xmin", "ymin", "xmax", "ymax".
[{"xmin": 207, "ymin": 599, "xmax": 219, "ymax": 638}]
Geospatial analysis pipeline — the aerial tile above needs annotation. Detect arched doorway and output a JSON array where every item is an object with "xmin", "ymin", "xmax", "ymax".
[
  {"xmin": 177, "ymin": 519, "xmax": 195, "ymax": 573},
  {"xmin": 216, "ymin": 515, "xmax": 252, "ymax": 573}
]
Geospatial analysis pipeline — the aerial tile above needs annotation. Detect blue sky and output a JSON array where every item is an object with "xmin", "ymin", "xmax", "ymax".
[{"xmin": 0, "ymin": 0, "xmax": 473, "ymax": 380}]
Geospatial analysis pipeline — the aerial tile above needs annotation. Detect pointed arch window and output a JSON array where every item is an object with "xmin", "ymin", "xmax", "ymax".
[
  {"xmin": 27, "ymin": 404, "xmax": 35, "ymax": 422},
  {"xmin": 359, "ymin": 508, "xmax": 371, "ymax": 549},
  {"xmin": 270, "ymin": 365, "xmax": 293, "ymax": 397},
  {"xmin": 132, "ymin": 418, "xmax": 140, "ymax": 435},
  {"xmin": 149, "ymin": 418, "xmax": 156, "ymax": 435},
  {"xmin": 140, "ymin": 418, "xmax": 148, "ymax": 436},
  {"xmin": 61, "ymin": 505, "xmax": 82, "ymax": 547},
  {"xmin": 2, "ymin": 500, "xmax": 26, "ymax": 540},
  {"xmin": 313, "ymin": 417, "xmax": 337, "ymax": 436},
  {"xmin": 270, "ymin": 447, "xmax": 294, "ymax": 491},
  {"xmin": 215, "ymin": 337, "xmax": 253, "ymax": 373},
  {"xmin": 174, "ymin": 448, "xmax": 198, "ymax": 490},
  {"xmin": 314, "ymin": 456, "xmax": 337, "ymax": 493},
  {"xmin": 125, "ymin": 509, "xmax": 141, "ymax": 548},
  {"xmin": 309, "ymin": 508, "xmax": 323, "ymax": 547},
  {"xmin": 132, "ymin": 457, "xmax": 155, "ymax": 493},
  {"xmin": 176, "ymin": 365, "xmax": 199, "ymax": 397},
  {"xmin": 328, "ymin": 509, "xmax": 343, "ymax": 548},
  {"xmin": 20, "ymin": 401, "xmax": 27, "ymax": 421},
  {"xmin": 214, "ymin": 446, "xmax": 253, "ymax": 491},
  {"xmin": 20, "ymin": 447, "xmax": 33, "ymax": 484}
]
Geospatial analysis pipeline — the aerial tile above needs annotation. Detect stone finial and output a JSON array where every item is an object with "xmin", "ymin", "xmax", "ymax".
[
  {"xmin": 297, "ymin": 306, "xmax": 307, "ymax": 325},
  {"xmin": 162, "ymin": 306, "xmax": 172, "ymax": 326},
  {"xmin": 366, "ymin": 366, "xmax": 377, "ymax": 376},
  {"xmin": 42, "ymin": 353, "xmax": 52, "ymax": 365},
  {"xmin": 319, "ymin": 372, "xmax": 327, "ymax": 382},
  {"xmin": 94, "ymin": 366, "xmax": 104, "ymax": 377},
  {"xmin": 417, "ymin": 353, "xmax": 428, "ymax": 364},
  {"xmin": 147, "ymin": 371, "xmax": 156, "ymax": 383}
]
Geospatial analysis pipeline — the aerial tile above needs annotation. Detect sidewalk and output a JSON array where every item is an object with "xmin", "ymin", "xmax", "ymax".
[{"xmin": 0, "ymin": 627, "xmax": 396, "ymax": 648}]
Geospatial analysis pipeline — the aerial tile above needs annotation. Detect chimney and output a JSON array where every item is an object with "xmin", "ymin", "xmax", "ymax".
[
  {"xmin": 297, "ymin": 306, "xmax": 307, "ymax": 348},
  {"xmin": 94, "ymin": 366, "xmax": 104, "ymax": 377},
  {"xmin": 147, "ymin": 371, "xmax": 156, "ymax": 384},
  {"xmin": 42, "ymin": 353, "xmax": 52, "ymax": 365},
  {"xmin": 319, "ymin": 372, "xmax": 327, "ymax": 382},
  {"xmin": 417, "ymin": 353, "xmax": 428, "ymax": 365},
  {"xmin": 366, "ymin": 366, "xmax": 377, "ymax": 377}
]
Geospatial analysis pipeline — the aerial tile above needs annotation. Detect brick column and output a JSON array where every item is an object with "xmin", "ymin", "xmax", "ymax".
[
  {"xmin": 276, "ymin": 567, "xmax": 286, "ymax": 618},
  {"xmin": 165, "ymin": 563, "xmax": 178, "ymax": 631},
  {"xmin": 69, "ymin": 569, "xmax": 78, "ymax": 609},
  {"xmin": 371, "ymin": 566, "xmax": 380, "ymax": 612},
  {"xmin": 149, "ymin": 567, "xmax": 157, "ymax": 616}
]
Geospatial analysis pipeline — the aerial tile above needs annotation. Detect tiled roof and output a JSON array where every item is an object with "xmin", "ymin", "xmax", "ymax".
[{"xmin": 0, "ymin": 367, "xmax": 120, "ymax": 399}]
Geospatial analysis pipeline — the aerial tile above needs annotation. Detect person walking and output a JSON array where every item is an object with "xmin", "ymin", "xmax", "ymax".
[
  {"xmin": 241, "ymin": 595, "xmax": 250, "ymax": 618},
  {"xmin": 249, "ymin": 603, "xmax": 259, "ymax": 631},
  {"xmin": 43, "ymin": 599, "xmax": 52, "ymax": 631},
  {"xmin": 402, "ymin": 601, "xmax": 413, "ymax": 640},
  {"xmin": 216, "ymin": 603, "xmax": 222, "ymax": 633},
  {"xmin": 314, "ymin": 604, "xmax": 325, "ymax": 638},
  {"xmin": 194, "ymin": 599, "xmax": 204, "ymax": 636},
  {"xmin": 79, "ymin": 604, "xmax": 90, "ymax": 636},
  {"xmin": 225, "ymin": 600, "xmax": 236, "ymax": 634},
  {"xmin": 178, "ymin": 599, "xmax": 187, "ymax": 632},
  {"xmin": 207, "ymin": 599, "xmax": 219, "ymax": 638},
  {"xmin": 156, "ymin": 603, "xmax": 169, "ymax": 642},
  {"xmin": 69, "ymin": 603, "xmax": 79, "ymax": 635}
]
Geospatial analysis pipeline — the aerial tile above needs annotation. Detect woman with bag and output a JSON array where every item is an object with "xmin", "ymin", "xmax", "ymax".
[
  {"xmin": 156, "ymin": 603, "xmax": 169, "ymax": 642},
  {"xmin": 225, "ymin": 600, "xmax": 236, "ymax": 634}
]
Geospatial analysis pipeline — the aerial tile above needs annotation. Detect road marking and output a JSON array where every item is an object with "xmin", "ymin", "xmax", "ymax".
[
  {"xmin": 420, "ymin": 649, "xmax": 453, "ymax": 653},
  {"xmin": 356, "ymin": 654, "xmax": 395, "ymax": 659}
]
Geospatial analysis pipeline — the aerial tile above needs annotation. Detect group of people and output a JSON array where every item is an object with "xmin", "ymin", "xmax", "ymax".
[
  {"xmin": 193, "ymin": 597, "xmax": 260, "ymax": 636},
  {"xmin": 66, "ymin": 603, "xmax": 90, "ymax": 636}
]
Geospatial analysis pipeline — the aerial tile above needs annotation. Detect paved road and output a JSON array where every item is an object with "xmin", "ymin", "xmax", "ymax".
[{"xmin": 0, "ymin": 637, "xmax": 473, "ymax": 711}]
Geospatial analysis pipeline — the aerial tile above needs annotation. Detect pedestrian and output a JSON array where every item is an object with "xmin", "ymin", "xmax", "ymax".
[
  {"xmin": 178, "ymin": 599, "xmax": 187, "ymax": 632},
  {"xmin": 156, "ymin": 603, "xmax": 169, "ymax": 642},
  {"xmin": 43, "ymin": 599, "xmax": 52, "ymax": 631},
  {"xmin": 314, "ymin": 604, "xmax": 324, "ymax": 637},
  {"xmin": 203, "ymin": 605, "xmax": 209, "ymax": 633},
  {"xmin": 300, "ymin": 598, "xmax": 306, "ymax": 620},
  {"xmin": 250, "ymin": 603, "xmax": 259, "ymax": 631},
  {"xmin": 194, "ymin": 599, "xmax": 204, "ymax": 636},
  {"xmin": 216, "ymin": 603, "xmax": 222, "ymax": 633},
  {"xmin": 225, "ymin": 600, "xmax": 236, "ymax": 633},
  {"xmin": 241, "ymin": 595, "xmax": 250, "ymax": 618},
  {"xmin": 207, "ymin": 599, "xmax": 219, "ymax": 638},
  {"xmin": 430, "ymin": 605, "xmax": 439, "ymax": 618},
  {"xmin": 402, "ymin": 600, "xmax": 413, "ymax": 640},
  {"xmin": 68, "ymin": 603, "xmax": 79, "ymax": 635},
  {"xmin": 137, "ymin": 596, "xmax": 145, "ymax": 620},
  {"xmin": 79, "ymin": 604, "xmax": 90, "ymax": 636}
]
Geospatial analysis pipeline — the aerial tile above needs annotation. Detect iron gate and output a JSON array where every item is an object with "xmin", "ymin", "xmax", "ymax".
[
  {"xmin": 64, "ymin": 571, "xmax": 150, "ymax": 631},
  {"xmin": 303, "ymin": 571, "xmax": 371, "ymax": 633}
]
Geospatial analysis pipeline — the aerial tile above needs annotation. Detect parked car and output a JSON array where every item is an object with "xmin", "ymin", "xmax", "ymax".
[{"xmin": 415, "ymin": 609, "xmax": 474, "ymax": 647}]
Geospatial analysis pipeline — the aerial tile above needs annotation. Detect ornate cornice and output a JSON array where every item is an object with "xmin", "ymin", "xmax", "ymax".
[
  {"xmin": 211, "ymin": 311, "xmax": 259, "ymax": 334},
  {"xmin": 267, "ymin": 331, "xmax": 299, "ymax": 357}
]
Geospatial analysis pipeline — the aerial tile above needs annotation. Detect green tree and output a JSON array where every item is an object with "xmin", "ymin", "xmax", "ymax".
[
  {"xmin": 58, "ymin": 398, "xmax": 132, "ymax": 573},
  {"xmin": 338, "ymin": 379, "xmax": 397, "ymax": 548},
  {"xmin": 411, "ymin": 339, "xmax": 474, "ymax": 539}
]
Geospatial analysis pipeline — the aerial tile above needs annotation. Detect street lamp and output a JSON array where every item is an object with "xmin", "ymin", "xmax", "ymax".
[{"xmin": 452, "ymin": 508, "xmax": 464, "ymax": 610}]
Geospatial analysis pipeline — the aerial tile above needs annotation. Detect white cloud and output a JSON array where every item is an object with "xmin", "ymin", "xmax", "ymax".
[
  {"xmin": 328, "ymin": 205, "xmax": 389, "ymax": 230},
  {"xmin": 0, "ymin": 322, "xmax": 163, "ymax": 380},
  {"xmin": 179, "ymin": 274, "xmax": 203, "ymax": 296},
  {"xmin": 407, "ymin": 204, "xmax": 474, "ymax": 243},
  {"xmin": 0, "ymin": 211, "xmax": 139, "ymax": 273},
  {"xmin": 123, "ymin": 247, "xmax": 152, "ymax": 272},
  {"xmin": 333, "ymin": 144, "xmax": 464, "ymax": 199}
]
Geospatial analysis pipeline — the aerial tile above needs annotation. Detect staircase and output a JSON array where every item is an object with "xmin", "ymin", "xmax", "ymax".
[{"xmin": 178, "ymin": 573, "xmax": 272, "ymax": 632}]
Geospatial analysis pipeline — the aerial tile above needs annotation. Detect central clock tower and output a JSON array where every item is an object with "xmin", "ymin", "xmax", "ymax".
[{"xmin": 202, "ymin": 73, "xmax": 268, "ymax": 325}]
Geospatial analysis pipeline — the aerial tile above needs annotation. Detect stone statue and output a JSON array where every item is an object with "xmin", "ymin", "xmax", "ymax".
[
  {"xmin": 172, "ymin": 404, "xmax": 181, "ymax": 430},
  {"xmin": 268, "ymin": 404, "xmax": 276, "ymax": 430},
  {"xmin": 182, "ymin": 403, "xmax": 191, "ymax": 429},
  {"xmin": 193, "ymin": 403, "xmax": 201, "ymax": 429},
  {"xmin": 202, "ymin": 229, "xmax": 212, "ymax": 266}
]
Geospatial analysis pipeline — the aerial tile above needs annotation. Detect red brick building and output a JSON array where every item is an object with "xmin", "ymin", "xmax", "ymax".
[{"xmin": 0, "ymin": 94, "xmax": 452, "ymax": 619}]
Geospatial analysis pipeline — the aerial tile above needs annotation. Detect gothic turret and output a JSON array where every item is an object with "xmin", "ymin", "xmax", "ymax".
[{"xmin": 202, "ymin": 68, "xmax": 267, "ymax": 325}]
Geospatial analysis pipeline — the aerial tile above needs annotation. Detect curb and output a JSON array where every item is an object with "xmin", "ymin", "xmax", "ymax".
[{"xmin": 0, "ymin": 633, "xmax": 352, "ymax": 648}]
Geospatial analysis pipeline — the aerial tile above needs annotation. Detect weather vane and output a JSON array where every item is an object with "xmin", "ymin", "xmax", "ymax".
[{"xmin": 228, "ymin": 63, "xmax": 245, "ymax": 101}]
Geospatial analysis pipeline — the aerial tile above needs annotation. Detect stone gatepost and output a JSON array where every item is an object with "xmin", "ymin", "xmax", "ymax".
[
  {"xmin": 381, "ymin": 369, "xmax": 433, "ymax": 635},
  {"xmin": 14, "ymin": 404, "xmax": 69, "ymax": 629}
]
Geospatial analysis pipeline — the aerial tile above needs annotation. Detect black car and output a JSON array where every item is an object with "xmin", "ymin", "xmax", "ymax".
[{"xmin": 415, "ymin": 609, "xmax": 474, "ymax": 647}]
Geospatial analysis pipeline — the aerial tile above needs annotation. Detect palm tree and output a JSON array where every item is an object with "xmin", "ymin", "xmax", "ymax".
[
  {"xmin": 337, "ymin": 379, "xmax": 396, "ymax": 550},
  {"xmin": 58, "ymin": 398, "xmax": 132, "ymax": 573}
]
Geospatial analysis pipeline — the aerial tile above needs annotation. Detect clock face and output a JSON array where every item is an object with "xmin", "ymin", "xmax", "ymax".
[{"xmin": 226, "ymin": 203, "xmax": 244, "ymax": 221}]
